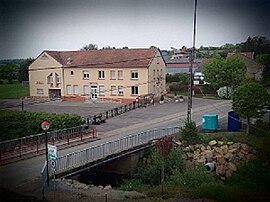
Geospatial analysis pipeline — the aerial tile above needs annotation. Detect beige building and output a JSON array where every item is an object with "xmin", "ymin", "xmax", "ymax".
[{"xmin": 29, "ymin": 48, "xmax": 166, "ymax": 103}]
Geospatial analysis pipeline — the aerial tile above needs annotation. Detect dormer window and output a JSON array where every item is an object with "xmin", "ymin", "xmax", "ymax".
[{"xmin": 67, "ymin": 57, "xmax": 72, "ymax": 64}]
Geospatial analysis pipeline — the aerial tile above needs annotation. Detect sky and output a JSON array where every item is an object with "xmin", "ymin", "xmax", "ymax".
[{"xmin": 0, "ymin": 0, "xmax": 269, "ymax": 59}]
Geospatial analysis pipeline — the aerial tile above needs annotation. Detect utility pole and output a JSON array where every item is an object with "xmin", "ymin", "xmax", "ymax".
[{"xmin": 187, "ymin": 0, "xmax": 198, "ymax": 123}]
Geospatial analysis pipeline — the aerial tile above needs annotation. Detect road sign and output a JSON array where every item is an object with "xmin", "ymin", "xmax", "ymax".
[
  {"xmin": 48, "ymin": 144, "xmax": 57, "ymax": 160},
  {"xmin": 41, "ymin": 121, "xmax": 50, "ymax": 131},
  {"xmin": 50, "ymin": 159, "xmax": 57, "ymax": 170}
]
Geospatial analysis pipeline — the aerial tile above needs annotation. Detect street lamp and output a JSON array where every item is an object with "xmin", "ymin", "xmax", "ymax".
[{"xmin": 41, "ymin": 121, "xmax": 50, "ymax": 186}]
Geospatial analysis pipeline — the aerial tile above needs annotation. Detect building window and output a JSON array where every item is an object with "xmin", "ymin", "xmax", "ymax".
[
  {"xmin": 118, "ymin": 70, "xmax": 123, "ymax": 80},
  {"xmin": 47, "ymin": 73, "xmax": 53, "ymax": 84},
  {"xmin": 83, "ymin": 70, "xmax": 89, "ymax": 79},
  {"xmin": 73, "ymin": 85, "xmax": 79, "ymax": 95},
  {"xmin": 131, "ymin": 70, "xmax": 138, "ymax": 79},
  {"xmin": 160, "ymin": 69, "xmax": 163, "ymax": 77},
  {"xmin": 99, "ymin": 85, "xmax": 105, "ymax": 96},
  {"xmin": 83, "ymin": 85, "xmax": 89, "ymax": 95},
  {"xmin": 98, "ymin": 70, "xmax": 105, "ymax": 79},
  {"xmin": 153, "ymin": 69, "xmax": 155, "ymax": 80},
  {"xmin": 111, "ymin": 85, "xmax": 117, "ymax": 96},
  {"xmin": 66, "ymin": 85, "xmax": 72, "ymax": 95},
  {"xmin": 70, "ymin": 71, "xmax": 74, "ymax": 75},
  {"xmin": 118, "ymin": 85, "xmax": 123, "ymax": 96},
  {"xmin": 37, "ymin": 88, "xmax": 44, "ymax": 94},
  {"xmin": 110, "ymin": 70, "xmax": 116, "ymax": 80},
  {"xmin": 131, "ymin": 86, "xmax": 138, "ymax": 95},
  {"xmin": 56, "ymin": 74, "xmax": 61, "ymax": 84},
  {"xmin": 157, "ymin": 69, "xmax": 159, "ymax": 76}
]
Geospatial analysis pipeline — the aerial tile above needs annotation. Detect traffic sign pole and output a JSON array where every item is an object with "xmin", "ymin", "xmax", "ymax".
[{"xmin": 41, "ymin": 121, "xmax": 50, "ymax": 187}]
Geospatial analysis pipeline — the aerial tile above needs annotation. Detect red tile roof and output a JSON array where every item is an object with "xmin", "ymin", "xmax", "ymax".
[{"xmin": 44, "ymin": 48, "xmax": 157, "ymax": 68}]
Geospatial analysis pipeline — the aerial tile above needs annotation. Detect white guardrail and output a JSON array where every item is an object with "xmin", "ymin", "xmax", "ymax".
[{"xmin": 54, "ymin": 127, "xmax": 180, "ymax": 175}]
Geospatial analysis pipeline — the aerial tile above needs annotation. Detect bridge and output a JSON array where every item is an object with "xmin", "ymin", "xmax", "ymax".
[{"xmin": 42, "ymin": 127, "xmax": 180, "ymax": 180}]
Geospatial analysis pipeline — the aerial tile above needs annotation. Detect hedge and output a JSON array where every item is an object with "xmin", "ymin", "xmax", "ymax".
[{"xmin": 0, "ymin": 110, "xmax": 82, "ymax": 141}]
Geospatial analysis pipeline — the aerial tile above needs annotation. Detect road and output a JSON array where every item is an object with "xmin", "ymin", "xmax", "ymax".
[{"xmin": 0, "ymin": 97, "xmax": 231, "ymax": 195}]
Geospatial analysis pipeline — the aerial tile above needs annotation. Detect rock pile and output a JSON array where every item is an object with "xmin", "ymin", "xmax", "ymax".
[
  {"xmin": 63, "ymin": 178, "xmax": 112, "ymax": 190},
  {"xmin": 181, "ymin": 140, "xmax": 256, "ymax": 180}
]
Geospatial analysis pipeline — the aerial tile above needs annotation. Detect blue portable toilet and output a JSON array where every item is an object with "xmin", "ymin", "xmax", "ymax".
[
  {"xmin": 228, "ymin": 111, "xmax": 241, "ymax": 131},
  {"xmin": 202, "ymin": 114, "xmax": 218, "ymax": 131}
]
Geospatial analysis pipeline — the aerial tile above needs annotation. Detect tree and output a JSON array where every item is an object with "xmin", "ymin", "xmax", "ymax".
[
  {"xmin": 203, "ymin": 56, "xmax": 246, "ymax": 91},
  {"xmin": 18, "ymin": 58, "xmax": 34, "ymax": 82},
  {"xmin": 81, "ymin": 43, "xmax": 98, "ymax": 51},
  {"xmin": 232, "ymin": 82, "xmax": 270, "ymax": 134},
  {"xmin": 0, "ymin": 63, "xmax": 19, "ymax": 83},
  {"xmin": 102, "ymin": 45, "xmax": 115, "ymax": 50},
  {"xmin": 255, "ymin": 54, "xmax": 270, "ymax": 84}
]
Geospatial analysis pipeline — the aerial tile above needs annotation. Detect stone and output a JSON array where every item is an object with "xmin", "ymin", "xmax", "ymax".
[
  {"xmin": 238, "ymin": 152, "xmax": 245, "ymax": 160},
  {"xmin": 227, "ymin": 162, "xmax": 237, "ymax": 172},
  {"xmin": 221, "ymin": 145, "xmax": 228, "ymax": 154},
  {"xmin": 225, "ymin": 169, "xmax": 233, "ymax": 178},
  {"xmin": 98, "ymin": 185, "xmax": 104, "ymax": 189},
  {"xmin": 228, "ymin": 148, "xmax": 237, "ymax": 154},
  {"xmin": 213, "ymin": 147, "xmax": 223, "ymax": 155},
  {"xmin": 104, "ymin": 185, "xmax": 112, "ymax": 190},
  {"xmin": 217, "ymin": 141, "xmax": 224, "ymax": 146},
  {"xmin": 186, "ymin": 152, "xmax": 194, "ymax": 159},
  {"xmin": 232, "ymin": 143, "xmax": 241, "ymax": 149},
  {"xmin": 216, "ymin": 165, "xmax": 225, "ymax": 176},
  {"xmin": 200, "ymin": 145, "xmax": 206, "ymax": 152},
  {"xmin": 193, "ymin": 153, "xmax": 200, "ymax": 160},
  {"xmin": 241, "ymin": 143, "xmax": 250, "ymax": 151},
  {"xmin": 206, "ymin": 146, "xmax": 211, "ymax": 151},
  {"xmin": 209, "ymin": 140, "xmax": 217, "ymax": 146},
  {"xmin": 227, "ymin": 141, "xmax": 234, "ymax": 145},
  {"xmin": 204, "ymin": 150, "xmax": 214, "ymax": 159},
  {"xmin": 216, "ymin": 156, "xmax": 226, "ymax": 165},
  {"xmin": 224, "ymin": 153, "xmax": 232, "ymax": 160}
]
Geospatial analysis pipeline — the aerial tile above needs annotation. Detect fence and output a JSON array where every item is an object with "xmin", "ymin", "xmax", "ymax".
[
  {"xmin": 54, "ymin": 127, "xmax": 180, "ymax": 175},
  {"xmin": 0, "ymin": 125, "xmax": 97, "ymax": 162},
  {"xmin": 83, "ymin": 95, "xmax": 155, "ymax": 125}
]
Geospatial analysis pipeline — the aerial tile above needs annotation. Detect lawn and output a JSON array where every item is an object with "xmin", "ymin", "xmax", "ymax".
[{"xmin": 0, "ymin": 82, "xmax": 29, "ymax": 99}]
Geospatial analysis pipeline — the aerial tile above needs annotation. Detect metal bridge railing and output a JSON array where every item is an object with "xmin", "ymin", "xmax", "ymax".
[
  {"xmin": 55, "ymin": 127, "xmax": 180, "ymax": 175},
  {"xmin": 0, "ymin": 125, "xmax": 97, "ymax": 162}
]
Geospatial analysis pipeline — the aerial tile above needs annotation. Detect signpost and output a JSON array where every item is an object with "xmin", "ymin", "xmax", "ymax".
[{"xmin": 41, "ymin": 121, "xmax": 50, "ymax": 186}]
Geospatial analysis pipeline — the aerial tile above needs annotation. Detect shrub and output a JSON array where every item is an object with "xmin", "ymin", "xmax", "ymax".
[
  {"xmin": 120, "ymin": 179, "xmax": 145, "ymax": 191},
  {"xmin": 0, "ymin": 110, "xmax": 82, "ymax": 141},
  {"xmin": 168, "ymin": 165, "xmax": 217, "ymax": 189},
  {"xmin": 179, "ymin": 121, "xmax": 201, "ymax": 146},
  {"xmin": 135, "ymin": 148, "xmax": 184, "ymax": 185},
  {"xmin": 250, "ymin": 119, "xmax": 270, "ymax": 137}
]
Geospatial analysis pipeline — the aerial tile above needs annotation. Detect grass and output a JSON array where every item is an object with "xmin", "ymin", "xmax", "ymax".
[{"xmin": 0, "ymin": 82, "xmax": 29, "ymax": 99}]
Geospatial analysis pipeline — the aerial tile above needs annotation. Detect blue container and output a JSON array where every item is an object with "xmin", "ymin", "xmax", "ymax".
[
  {"xmin": 228, "ymin": 111, "xmax": 240, "ymax": 131},
  {"xmin": 202, "ymin": 114, "xmax": 218, "ymax": 131}
]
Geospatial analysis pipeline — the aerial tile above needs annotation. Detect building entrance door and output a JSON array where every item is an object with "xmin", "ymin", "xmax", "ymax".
[{"xmin": 91, "ymin": 85, "xmax": 98, "ymax": 99}]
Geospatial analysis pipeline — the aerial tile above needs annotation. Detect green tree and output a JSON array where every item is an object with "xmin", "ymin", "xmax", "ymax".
[
  {"xmin": 232, "ymin": 82, "xmax": 270, "ymax": 134},
  {"xmin": 18, "ymin": 58, "xmax": 34, "ymax": 82},
  {"xmin": 255, "ymin": 54, "xmax": 270, "ymax": 84},
  {"xmin": 0, "ymin": 63, "xmax": 19, "ymax": 83},
  {"xmin": 81, "ymin": 43, "xmax": 98, "ymax": 50},
  {"xmin": 203, "ymin": 56, "xmax": 246, "ymax": 91}
]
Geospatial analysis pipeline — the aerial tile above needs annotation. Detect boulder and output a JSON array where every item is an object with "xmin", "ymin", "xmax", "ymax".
[
  {"xmin": 104, "ymin": 185, "xmax": 112, "ymax": 190},
  {"xmin": 227, "ymin": 162, "xmax": 237, "ymax": 172},
  {"xmin": 216, "ymin": 165, "xmax": 225, "ymax": 176},
  {"xmin": 218, "ymin": 141, "xmax": 224, "ymax": 146},
  {"xmin": 216, "ymin": 156, "xmax": 226, "ymax": 165},
  {"xmin": 209, "ymin": 140, "xmax": 217, "ymax": 146},
  {"xmin": 241, "ymin": 143, "xmax": 249, "ymax": 151},
  {"xmin": 221, "ymin": 145, "xmax": 228, "ymax": 154}
]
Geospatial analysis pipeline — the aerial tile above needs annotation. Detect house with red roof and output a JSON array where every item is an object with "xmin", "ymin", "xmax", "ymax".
[{"xmin": 29, "ymin": 48, "xmax": 166, "ymax": 103}]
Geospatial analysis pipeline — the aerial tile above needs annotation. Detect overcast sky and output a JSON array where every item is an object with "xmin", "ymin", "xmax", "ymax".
[{"xmin": 0, "ymin": 0, "xmax": 269, "ymax": 59}]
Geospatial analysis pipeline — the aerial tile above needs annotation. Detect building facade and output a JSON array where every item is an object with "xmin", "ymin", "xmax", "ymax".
[{"xmin": 29, "ymin": 48, "xmax": 166, "ymax": 103}]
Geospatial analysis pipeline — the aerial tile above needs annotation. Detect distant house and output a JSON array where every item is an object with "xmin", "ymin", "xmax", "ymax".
[
  {"xmin": 166, "ymin": 58, "xmax": 202, "ymax": 74},
  {"xmin": 29, "ymin": 48, "xmax": 166, "ymax": 103},
  {"xmin": 227, "ymin": 52, "xmax": 263, "ymax": 80}
]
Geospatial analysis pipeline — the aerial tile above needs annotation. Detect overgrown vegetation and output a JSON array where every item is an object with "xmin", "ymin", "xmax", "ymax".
[
  {"xmin": 178, "ymin": 121, "xmax": 201, "ymax": 146},
  {"xmin": 0, "ymin": 110, "xmax": 82, "ymax": 141},
  {"xmin": 119, "ymin": 127, "xmax": 270, "ymax": 201}
]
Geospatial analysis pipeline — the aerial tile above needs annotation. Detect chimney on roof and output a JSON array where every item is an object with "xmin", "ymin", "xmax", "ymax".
[{"xmin": 67, "ymin": 57, "xmax": 72, "ymax": 64}]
